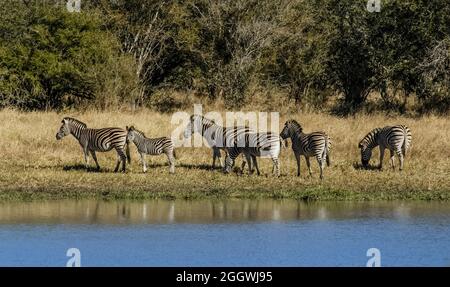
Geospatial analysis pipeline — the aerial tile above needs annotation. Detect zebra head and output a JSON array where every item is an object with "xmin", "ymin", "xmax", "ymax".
[
  {"xmin": 126, "ymin": 126, "xmax": 136, "ymax": 142},
  {"xmin": 56, "ymin": 117, "xmax": 87, "ymax": 140},
  {"xmin": 126, "ymin": 126, "xmax": 145, "ymax": 143},
  {"xmin": 358, "ymin": 141, "xmax": 372, "ymax": 168},
  {"xmin": 280, "ymin": 120, "xmax": 303, "ymax": 139},
  {"xmin": 359, "ymin": 128, "xmax": 380, "ymax": 168},
  {"xmin": 184, "ymin": 114, "xmax": 210, "ymax": 139}
]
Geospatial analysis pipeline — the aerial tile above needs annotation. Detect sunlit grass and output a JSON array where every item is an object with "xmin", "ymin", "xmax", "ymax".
[{"xmin": 0, "ymin": 108, "xmax": 449, "ymax": 201}]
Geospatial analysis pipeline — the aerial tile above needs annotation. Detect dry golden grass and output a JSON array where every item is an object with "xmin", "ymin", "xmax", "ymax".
[{"xmin": 0, "ymin": 108, "xmax": 449, "ymax": 201}]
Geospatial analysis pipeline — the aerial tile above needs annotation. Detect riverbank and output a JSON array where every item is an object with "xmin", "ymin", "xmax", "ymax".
[{"xmin": 0, "ymin": 109, "xmax": 449, "ymax": 201}]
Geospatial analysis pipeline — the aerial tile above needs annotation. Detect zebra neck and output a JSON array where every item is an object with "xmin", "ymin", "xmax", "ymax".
[
  {"xmin": 293, "ymin": 131, "xmax": 306, "ymax": 141},
  {"xmin": 133, "ymin": 135, "xmax": 147, "ymax": 150},
  {"xmin": 69, "ymin": 125, "xmax": 84, "ymax": 141},
  {"xmin": 366, "ymin": 131, "xmax": 380, "ymax": 150},
  {"xmin": 202, "ymin": 123, "xmax": 219, "ymax": 137}
]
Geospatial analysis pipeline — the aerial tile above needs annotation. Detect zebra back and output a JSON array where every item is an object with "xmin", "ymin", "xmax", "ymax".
[
  {"xmin": 359, "ymin": 125, "xmax": 411, "ymax": 153},
  {"xmin": 127, "ymin": 126, "xmax": 174, "ymax": 155},
  {"xmin": 282, "ymin": 120, "xmax": 330, "ymax": 157}
]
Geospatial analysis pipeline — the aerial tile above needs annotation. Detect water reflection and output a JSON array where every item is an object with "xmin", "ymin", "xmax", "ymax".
[{"xmin": 0, "ymin": 199, "xmax": 450, "ymax": 224}]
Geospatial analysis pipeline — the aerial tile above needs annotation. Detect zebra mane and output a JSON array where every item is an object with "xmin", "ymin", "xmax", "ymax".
[
  {"xmin": 128, "ymin": 126, "xmax": 146, "ymax": 138},
  {"xmin": 191, "ymin": 114, "xmax": 216, "ymax": 128},
  {"xmin": 359, "ymin": 128, "xmax": 381, "ymax": 148},
  {"xmin": 287, "ymin": 120, "xmax": 303, "ymax": 133},
  {"xmin": 64, "ymin": 117, "xmax": 87, "ymax": 128}
]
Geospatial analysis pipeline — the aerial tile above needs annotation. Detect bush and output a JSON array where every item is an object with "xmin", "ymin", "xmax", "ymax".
[{"xmin": 0, "ymin": 1, "xmax": 138, "ymax": 110}]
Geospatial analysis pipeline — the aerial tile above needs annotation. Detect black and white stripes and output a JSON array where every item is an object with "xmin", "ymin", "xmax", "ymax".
[
  {"xmin": 183, "ymin": 114, "xmax": 254, "ymax": 171},
  {"xmin": 56, "ymin": 117, "xmax": 130, "ymax": 172},
  {"xmin": 126, "ymin": 126, "xmax": 176, "ymax": 174},
  {"xmin": 55, "ymin": 116, "xmax": 413, "ymax": 176},
  {"xmin": 280, "ymin": 120, "xmax": 331, "ymax": 179},
  {"xmin": 223, "ymin": 131, "xmax": 282, "ymax": 176},
  {"xmin": 358, "ymin": 125, "xmax": 412, "ymax": 170}
]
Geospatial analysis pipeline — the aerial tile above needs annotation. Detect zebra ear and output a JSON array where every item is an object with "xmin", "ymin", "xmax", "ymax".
[
  {"xmin": 358, "ymin": 143, "xmax": 363, "ymax": 148},
  {"xmin": 126, "ymin": 126, "xmax": 129, "ymax": 131},
  {"xmin": 62, "ymin": 118, "xmax": 68, "ymax": 124}
]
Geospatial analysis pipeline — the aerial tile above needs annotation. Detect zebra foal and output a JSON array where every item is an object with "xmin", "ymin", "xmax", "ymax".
[
  {"xmin": 56, "ymin": 117, "xmax": 130, "ymax": 172},
  {"xmin": 126, "ymin": 126, "xmax": 176, "ymax": 174},
  {"xmin": 358, "ymin": 125, "xmax": 412, "ymax": 170},
  {"xmin": 280, "ymin": 120, "xmax": 331, "ymax": 179}
]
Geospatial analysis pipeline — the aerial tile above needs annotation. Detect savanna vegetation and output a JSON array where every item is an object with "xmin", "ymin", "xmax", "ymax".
[
  {"xmin": 0, "ymin": 0, "xmax": 449, "ymax": 114},
  {"xmin": 0, "ymin": 109, "xmax": 449, "ymax": 201},
  {"xmin": 0, "ymin": 1, "xmax": 449, "ymax": 201}
]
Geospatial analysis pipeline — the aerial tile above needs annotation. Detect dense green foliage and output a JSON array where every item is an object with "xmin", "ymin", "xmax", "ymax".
[{"xmin": 0, "ymin": 0, "xmax": 449, "ymax": 113}]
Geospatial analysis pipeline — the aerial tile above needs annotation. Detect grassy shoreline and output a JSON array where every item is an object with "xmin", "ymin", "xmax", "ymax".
[{"xmin": 1, "ymin": 109, "xmax": 449, "ymax": 201}]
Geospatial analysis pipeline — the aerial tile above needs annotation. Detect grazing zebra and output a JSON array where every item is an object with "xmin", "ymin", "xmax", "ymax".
[
  {"xmin": 56, "ymin": 117, "xmax": 130, "ymax": 172},
  {"xmin": 280, "ymin": 120, "xmax": 331, "ymax": 179},
  {"xmin": 183, "ymin": 114, "xmax": 255, "ymax": 173},
  {"xmin": 358, "ymin": 125, "xmax": 412, "ymax": 170},
  {"xmin": 224, "ymin": 131, "xmax": 282, "ymax": 177},
  {"xmin": 126, "ymin": 126, "xmax": 176, "ymax": 174}
]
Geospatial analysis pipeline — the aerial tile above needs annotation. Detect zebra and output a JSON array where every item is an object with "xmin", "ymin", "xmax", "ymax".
[
  {"xmin": 358, "ymin": 125, "xmax": 412, "ymax": 170},
  {"xmin": 126, "ymin": 126, "xmax": 176, "ymax": 174},
  {"xmin": 280, "ymin": 120, "xmax": 331, "ymax": 179},
  {"xmin": 183, "ymin": 114, "xmax": 256, "ymax": 173},
  {"xmin": 55, "ymin": 117, "xmax": 130, "ymax": 172},
  {"xmin": 224, "ymin": 130, "xmax": 282, "ymax": 177}
]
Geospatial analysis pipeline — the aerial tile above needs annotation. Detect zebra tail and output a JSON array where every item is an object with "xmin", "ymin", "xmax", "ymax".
[{"xmin": 126, "ymin": 140, "xmax": 131, "ymax": 164}]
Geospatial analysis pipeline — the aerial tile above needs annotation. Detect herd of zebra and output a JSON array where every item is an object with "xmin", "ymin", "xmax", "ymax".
[{"xmin": 55, "ymin": 115, "xmax": 412, "ymax": 178}]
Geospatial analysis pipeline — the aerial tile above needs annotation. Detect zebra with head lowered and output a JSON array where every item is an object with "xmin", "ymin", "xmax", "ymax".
[
  {"xmin": 56, "ymin": 117, "xmax": 130, "ymax": 172},
  {"xmin": 280, "ymin": 120, "xmax": 331, "ymax": 179},
  {"xmin": 126, "ymin": 126, "xmax": 176, "ymax": 174},
  {"xmin": 183, "ymin": 114, "xmax": 255, "ymax": 172},
  {"xmin": 224, "ymin": 130, "xmax": 283, "ymax": 177},
  {"xmin": 359, "ymin": 125, "xmax": 412, "ymax": 170}
]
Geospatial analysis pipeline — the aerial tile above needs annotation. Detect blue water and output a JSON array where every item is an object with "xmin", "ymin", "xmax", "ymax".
[{"xmin": 0, "ymin": 200, "xmax": 450, "ymax": 266}]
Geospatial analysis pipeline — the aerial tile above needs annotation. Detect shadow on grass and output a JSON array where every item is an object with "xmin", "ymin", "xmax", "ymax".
[
  {"xmin": 179, "ymin": 163, "xmax": 220, "ymax": 171},
  {"xmin": 63, "ymin": 164, "xmax": 101, "ymax": 173},
  {"xmin": 353, "ymin": 162, "xmax": 380, "ymax": 171}
]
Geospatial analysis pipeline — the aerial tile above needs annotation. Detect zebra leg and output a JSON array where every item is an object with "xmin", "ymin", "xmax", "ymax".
[
  {"xmin": 224, "ymin": 155, "xmax": 234, "ymax": 174},
  {"xmin": 212, "ymin": 148, "xmax": 217, "ymax": 169},
  {"xmin": 83, "ymin": 146, "xmax": 90, "ymax": 169},
  {"xmin": 114, "ymin": 148, "xmax": 127, "ymax": 172},
  {"xmin": 379, "ymin": 147, "xmax": 385, "ymax": 170},
  {"xmin": 213, "ymin": 147, "xmax": 223, "ymax": 169},
  {"xmin": 272, "ymin": 157, "xmax": 280, "ymax": 177},
  {"xmin": 90, "ymin": 150, "xmax": 100, "ymax": 171},
  {"xmin": 295, "ymin": 152, "xmax": 301, "ymax": 177},
  {"xmin": 305, "ymin": 156, "xmax": 312, "ymax": 177},
  {"xmin": 140, "ymin": 152, "xmax": 147, "ymax": 173},
  {"xmin": 114, "ymin": 156, "xmax": 121, "ymax": 172},
  {"xmin": 252, "ymin": 155, "xmax": 260, "ymax": 176},
  {"xmin": 317, "ymin": 156, "xmax": 324, "ymax": 180},
  {"xmin": 241, "ymin": 154, "xmax": 247, "ymax": 172},
  {"xmin": 398, "ymin": 150, "xmax": 404, "ymax": 171},
  {"xmin": 243, "ymin": 153, "xmax": 253, "ymax": 175},
  {"xmin": 167, "ymin": 151, "xmax": 175, "ymax": 174},
  {"xmin": 389, "ymin": 150, "xmax": 395, "ymax": 170}
]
